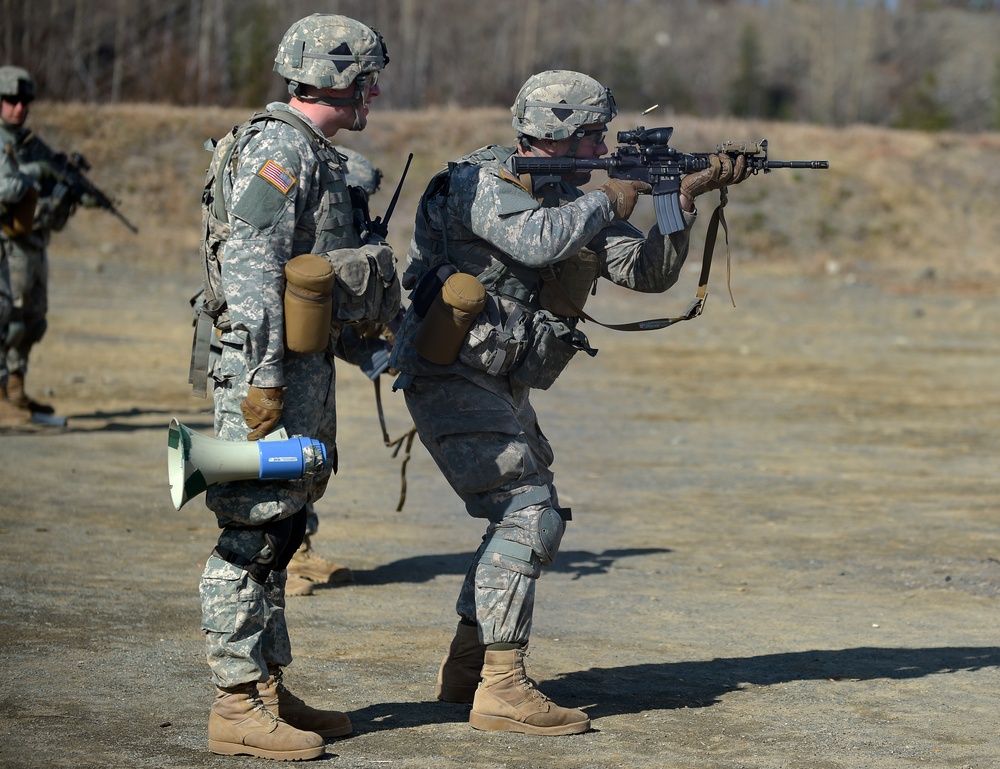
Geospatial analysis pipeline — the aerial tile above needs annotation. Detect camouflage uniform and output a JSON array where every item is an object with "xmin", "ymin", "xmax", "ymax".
[
  {"xmin": 199, "ymin": 102, "xmax": 365, "ymax": 688},
  {"xmin": 0, "ymin": 113, "xmax": 53, "ymax": 388},
  {"xmin": 390, "ymin": 143, "xmax": 696, "ymax": 646},
  {"xmin": 0, "ymin": 141, "xmax": 32, "ymax": 349}
]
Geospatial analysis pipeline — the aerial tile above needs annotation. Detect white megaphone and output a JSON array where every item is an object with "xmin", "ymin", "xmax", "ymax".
[{"xmin": 167, "ymin": 418, "xmax": 327, "ymax": 510}]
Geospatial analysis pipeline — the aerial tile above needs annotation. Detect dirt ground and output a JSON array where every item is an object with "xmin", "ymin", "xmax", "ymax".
[{"xmin": 1, "ymin": 233, "xmax": 999, "ymax": 769}]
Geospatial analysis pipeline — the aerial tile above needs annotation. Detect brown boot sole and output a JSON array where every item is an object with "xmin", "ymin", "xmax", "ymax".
[
  {"xmin": 208, "ymin": 739, "xmax": 325, "ymax": 760},
  {"xmin": 468, "ymin": 711, "xmax": 591, "ymax": 736}
]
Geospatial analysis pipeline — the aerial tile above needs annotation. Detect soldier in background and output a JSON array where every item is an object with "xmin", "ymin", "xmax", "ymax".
[
  {"xmin": 0, "ymin": 66, "xmax": 98, "ymax": 420},
  {"xmin": 0, "ymin": 79, "xmax": 36, "ymax": 427}
]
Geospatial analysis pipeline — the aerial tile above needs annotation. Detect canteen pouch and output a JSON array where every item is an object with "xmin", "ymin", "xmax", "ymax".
[
  {"xmin": 539, "ymin": 249, "xmax": 601, "ymax": 317},
  {"xmin": 415, "ymin": 272, "xmax": 487, "ymax": 365},
  {"xmin": 283, "ymin": 254, "xmax": 336, "ymax": 354},
  {"xmin": 510, "ymin": 312, "xmax": 593, "ymax": 391},
  {"xmin": 1, "ymin": 186, "xmax": 38, "ymax": 238}
]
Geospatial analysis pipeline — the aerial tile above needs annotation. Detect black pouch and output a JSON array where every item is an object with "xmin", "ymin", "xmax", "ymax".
[{"xmin": 411, "ymin": 263, "xmax": 457, "ymax": 318}]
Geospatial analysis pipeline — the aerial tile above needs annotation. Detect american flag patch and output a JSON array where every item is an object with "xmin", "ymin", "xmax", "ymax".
[{"xmin": 258, "ymin": 160, "xmax": 295, "ymax": 194}]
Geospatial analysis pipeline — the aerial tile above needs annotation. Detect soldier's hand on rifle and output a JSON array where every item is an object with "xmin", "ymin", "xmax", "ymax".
[
  {"xmin": 241, "ymin": 385, "xmax": 286, "ymax": 441},
  {"xmin": 600, "ymin": 179, "xmax": 652, "ymax": 221},
  {"xmin": 18, "ymin": 159, "xmax": 57, "ymax": 181},
  {"xmin": 681, "ymin": 152, "xmax": 751, "ymax": 199}
]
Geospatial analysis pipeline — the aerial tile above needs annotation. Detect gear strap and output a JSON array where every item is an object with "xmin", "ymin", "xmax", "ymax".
[
  {"xmin": 373, "ymin": 376, "xmax": 417, "ymax": 512},
  {"xmin": 540, "ymin": 188, "xmax": 733, "ymax": 331}
]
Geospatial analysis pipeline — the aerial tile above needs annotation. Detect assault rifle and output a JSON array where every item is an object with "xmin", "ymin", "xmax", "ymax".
[
  {"xmin": 24, "ymin": 131, "xmax": 139, "ymax": 234},
  {"xmin": 511, "ymin": 126, "xmax": 829, "ymax": 235}
]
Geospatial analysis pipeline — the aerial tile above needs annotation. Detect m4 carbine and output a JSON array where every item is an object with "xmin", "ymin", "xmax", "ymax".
[{"xmin": 511, "ymin": 126, "xmax": 829, "ymax": 234}]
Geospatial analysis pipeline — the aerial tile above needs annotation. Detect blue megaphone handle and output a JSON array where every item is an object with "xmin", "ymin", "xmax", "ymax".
[{"xmin": 257, "ymin": 437, "xmax": 327, "ymax": 480}]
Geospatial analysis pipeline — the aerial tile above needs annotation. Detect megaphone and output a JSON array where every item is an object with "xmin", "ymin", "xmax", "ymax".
[{"xmin": 167, "ymin": 418, "xmax": 327, "ymax": 510}]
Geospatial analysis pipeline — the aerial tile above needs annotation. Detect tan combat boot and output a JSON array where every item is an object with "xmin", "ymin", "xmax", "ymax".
[
  {"xmin": 287, "ymin": 535, "xmax": 352, "ymax": 585},
  {"xmin": 6, "ymin": 372, "xmax": 54, "ymax": 414},
  {"xmin": 284, "ymin": 573, "xmax": 315, "ymax": 597},
  {"xmin": 0, "ymin": 387, "xmax": 31, "ymax": 427},
  {"xmin": 469, "ymin": 648, "xmax": 590, "ymax": 736},
  {"xmin": 258, "ymin": 667, "xmax": 352, "ymax": 739},
  {"xmin": 207, "ymin": 682, "xmax": 325, "ymax": 760},
  {"xmin": 436, "ymin": 621, "xmax": 486, "ymax": 703}
]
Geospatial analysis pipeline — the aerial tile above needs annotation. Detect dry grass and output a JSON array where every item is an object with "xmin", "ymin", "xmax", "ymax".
[{"xmin": 34, "ymin": 101, "xmax": 1000, "ymax": 295}]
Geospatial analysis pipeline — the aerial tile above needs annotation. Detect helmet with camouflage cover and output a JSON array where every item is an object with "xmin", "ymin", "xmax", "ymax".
[
  {"xmin": 511, "ymin": 70, "xmax": 617, "ymax": 141},
  {"xmin": 336, "ymin": 146, "xmax": 382, "ymax": 196},
  {"xmin": 274, "ymin": 14, "xmax": 388, "ymax": 95},
  {"xmin": 0, "ymin": 66, "xmax": 35, "ymax": 102}
]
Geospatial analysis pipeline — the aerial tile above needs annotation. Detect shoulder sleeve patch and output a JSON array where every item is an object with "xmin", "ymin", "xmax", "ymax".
[
  {"xmin": 258, "ymin": 159, "xmax": 296, "ymax": 194},
  {"xmin": 498, "ymin": 167, "xmax": 528, "ymax": 191}
]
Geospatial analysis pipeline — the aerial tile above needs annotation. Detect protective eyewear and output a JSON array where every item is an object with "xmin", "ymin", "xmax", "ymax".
[
  {"xmin": 2, "ymin": 95, "xmax": 33, "ymax": 106},
  {"xmin": 574, "ymin": 127, "xmax": 607, "ymax": 145}
]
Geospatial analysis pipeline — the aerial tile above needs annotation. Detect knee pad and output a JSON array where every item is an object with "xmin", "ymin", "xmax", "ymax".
[{"xmin": 481, "ymin": 506, "xmax": 565, "ymax": 579}]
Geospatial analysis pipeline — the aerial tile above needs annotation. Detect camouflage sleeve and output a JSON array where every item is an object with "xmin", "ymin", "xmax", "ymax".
[
  {"xmin": 0, "ymin": 144, "xmax": 29, "ymax": 206},
  {"xmin": 222, "ymin": 122, "xmax": 316, "ymax": 388},
  {"xmin": 457, "ymin": 163, "xmax": 616, "ymax": 269},
  {"xmin": 587, "ymin": 209, "xmax": 698, "ymax": 294}
]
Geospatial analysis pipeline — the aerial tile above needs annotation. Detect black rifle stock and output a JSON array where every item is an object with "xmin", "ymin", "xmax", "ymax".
[
  {"xmin": 24, "ymin": 131, "xmax": 139, "ymax": 234},
  {"xmin": 511, "ymin": 126, "xmax": 829, "ymax": 234}
]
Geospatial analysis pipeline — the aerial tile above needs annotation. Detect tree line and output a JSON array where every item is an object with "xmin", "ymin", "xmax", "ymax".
[{"xmin": 3, "ymin": 0, "xmax": 1000, "ymax": 132}]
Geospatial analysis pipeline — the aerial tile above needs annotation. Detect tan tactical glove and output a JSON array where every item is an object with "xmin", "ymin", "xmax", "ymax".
[
  {"xmin": 680, "ymin": 153, "xmax": 751, "ymax": 199},
  {"xmin": 240, "ymin": 385, "xmax": 286, "ymax": 441},
  {"xmin": 600, "ymin": 179, "xmax": 652, "ymax": 221}
]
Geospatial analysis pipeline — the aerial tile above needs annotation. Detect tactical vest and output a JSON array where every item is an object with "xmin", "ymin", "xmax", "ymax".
[
  {"xmin": 404, "ymin": 145, "xmax": 600, "ymax": 319},
  {"xmin": 190, "ymin": 107, "xmax": 362, "ymax": 396}
]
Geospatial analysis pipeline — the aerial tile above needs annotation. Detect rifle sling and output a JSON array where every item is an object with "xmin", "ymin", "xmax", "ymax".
[{"xmin": 538, "ymin": 188, "xmax": 732, "ymax": 332}]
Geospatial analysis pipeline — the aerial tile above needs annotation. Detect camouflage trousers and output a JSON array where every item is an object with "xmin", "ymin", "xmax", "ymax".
[
  {"xmin": 403, "ymin": 373, "xmax": 563, "ymax": 646},
  {"xmin": 0, "ymin": 247, "xmax": 10, "ymax": 379},
  {"xmin": 200, "ymin": 554, "xmax": 293, "ymax": 688},
  {"xmin": 2, "ymin": 236, "xmax": 47, "ymax": 378},
  {"xmin": 199, "ymin": 343, "xmax": 338, "ymax": 687}
]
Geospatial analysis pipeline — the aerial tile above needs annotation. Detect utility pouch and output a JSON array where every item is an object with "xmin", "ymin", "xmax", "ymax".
[
  {"xmin": 511, "ymin": 312, "xmax": 594, "ymax": 391},
  {"xmin": 283, "ymin": 254, "xmax": 336, "ymax": 354},
  {"xmin": 1, "ymin": 186, "xmax": 38, "ymax": 238},
  {"xmin": 539, "ymin": 250, "xmax": 600, "ymax": 317},
  {"xmin": 414, "ymin": 272, "xmax": 487, "ymax": 365},
  {"xmin": 458, "ymin": 296, "xmax": 530, "ymax": 377}
]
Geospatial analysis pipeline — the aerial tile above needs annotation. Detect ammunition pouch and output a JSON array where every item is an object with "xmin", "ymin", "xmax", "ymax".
[
  {"xmin": 457, "ymin": 294, "xmax": 531, "ymax": 377},
  {"xmin": 325, "ymin": 241, "xmax": 400, "ymax": 326},
  {"xmin": 510, "ymin": 311, "xmax": 595, "ymax": 391},
  {"xmin": 538, "ymin": 250, "xmax": 600, "ymax": 317}
]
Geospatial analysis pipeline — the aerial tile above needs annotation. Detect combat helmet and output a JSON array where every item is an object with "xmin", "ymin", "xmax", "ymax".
[
  {"xmin": 511, "ymin": 70, "xmax": 616, "ymax": 141},
  {"xmin": 0, "ymin": 66, "xmax": 35, "ymax": 103},
  {"xmin": 274, "ymin": 14, "xmax": 388, "ymax": 96}
]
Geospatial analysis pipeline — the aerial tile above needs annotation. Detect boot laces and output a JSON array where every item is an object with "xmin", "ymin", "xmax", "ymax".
[
  {"xmin": 514, "ymin": 650, "xmax": 549, "ymax": 703},
  {"xmin": 249, "ymin": 692, "xmax": 280, "ymax": 724}
]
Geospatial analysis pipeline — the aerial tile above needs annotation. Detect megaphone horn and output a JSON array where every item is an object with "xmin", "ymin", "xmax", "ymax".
[{"xmin": 167, "ymin": 418, "xmax": 327, "ymax": 511}]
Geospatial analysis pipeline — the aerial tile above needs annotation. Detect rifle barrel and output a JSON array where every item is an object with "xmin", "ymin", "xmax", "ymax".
[{"xmin": 759, "ymin": 160, "xmax": 830, "ymax": 170}]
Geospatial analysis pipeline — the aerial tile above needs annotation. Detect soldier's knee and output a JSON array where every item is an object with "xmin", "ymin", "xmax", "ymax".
[{"xmin": 481, "ymin": 506, "xmax": 566, "ymax": 579}]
